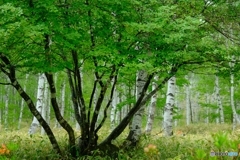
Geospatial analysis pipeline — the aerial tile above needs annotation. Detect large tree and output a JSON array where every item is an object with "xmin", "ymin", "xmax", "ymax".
[{"xmin": 0, "ymin": 0, "xmax": 237, "ymax": 158}]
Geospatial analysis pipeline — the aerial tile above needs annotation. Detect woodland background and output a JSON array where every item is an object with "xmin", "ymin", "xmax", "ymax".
[{"xmin": 0, "ymin": 0, "xmax": 240, "ymax": 159}]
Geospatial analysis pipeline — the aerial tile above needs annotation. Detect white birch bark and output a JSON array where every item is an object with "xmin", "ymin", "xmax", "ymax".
[
  {"xmin": 229, "ymin": 56, "xmax": 240, "ymax": 130},
  {"xmin": 163, "ymin": 76, "xmax": 176, "ymax": 136},
  {"xmin": 121, "ymin": 85, "xmax": 128, "ymax": 118},
  {"xmin": 128, "ymin": 70, "xmax": 148, "ymax": 143},
  {"xmin": 60, "ymin": 79, "xmax": 66, "ymax": 119},
  {"xmin": 18, "ymin": 74, "xmax": 29, "ymax": 130},
  {"xmin": 47, "ymin": 91, "xmax": 51, "ymax": 124},
  {"xmin": 110, "ymin": 88, "xmax": 118, "ymax": 131},
  {"xmin": 145, "ymin": 75, "xmax": 158, "ymax": 134},
  {"xmin": 174, "ymin": 88, "xmax": 179, "ymax": 127},
  {"xmin": 41, "ymin": 77, "xmax": 49, "ymax": 135},
  {"xmin": 215, "ymin": 75, "xmax": 224, "ymax": 124},
  {"xmin": 28, "ymin": 73, "xmax": 45, "ymax": 135}
]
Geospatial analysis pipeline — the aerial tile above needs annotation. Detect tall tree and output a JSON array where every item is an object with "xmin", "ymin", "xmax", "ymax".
[
  {"xmin": 145, "ymin": 75, "xmax": 159, "ymax": 134},
  {"xmin": 215, "ymin": 74, "xmax": 225, "ymax": 123},
  {"xmin": 127, "ymin": 70, "xmax": 148, "ymax": 145},
  {"xmin": 28, "ymin": 73, "xmax": 45, "ymax": 135},
  {"xmin": 163, "ymin": 76, "xmax": 176, "ymax": 136},
  {"xmin": 0, "ymin": 0, "xmax": 237, "ymax": 158}
]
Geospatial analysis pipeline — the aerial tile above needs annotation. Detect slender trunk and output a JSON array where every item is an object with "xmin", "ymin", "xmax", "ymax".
[
  {"xmin": 41, "ymin": 77, "xmax": 49, "ymax": 135},
  {"xmin": 0, "ymin": 53, "xmax": 61, "ymax": 154},
  {"xmin": 174, "ymin": 89, "xmax": 179, "ymax": 127},
  {"xmin": 60, "ymin": 79, "xmax": 66, "ymax": 123},
  {"xmin": 55, "ymin": 78, "xmax": 66, "ymax": 128},
  {"xmin": 29, "ymin": 73, "xmax": 45, "ymax": 135},
  {"xmin": 18, "ymin": 74, "xmax": 29, "ymax": 130},
  {"xmin": 215, "ymin": 75, "xmax": 224, "ymax": 124},
  {"xmin": 47, "ymin": 91, "xmax": 51, "ymax": 124},
  {"xmin": 229, "ymin": 56, "xmax": 240, "ymax": 130},
  {"xmin": 75, "ymin": 60, "xmax": 84, "ymax": 131},
  {"xmin": 101, "ymin": 66, "xmax": 178, "ymax": 146},
  {"xmin": 145, "ymin": 75, "xmax": 158, "ymax": 134},
  {"xmin": 126, "ymin": 70, "xmax": 148, "ymax": 145},
  {"xmin": 163, "ymin": 76, "xmax": 176, "ymax": 136},
  {"xmin": 110, "ymin": 87, "xmax": 118, "ymax": 131},
  {"xmin": 45, "ymin": 72, "xmax": 76, "ymax": 157}
]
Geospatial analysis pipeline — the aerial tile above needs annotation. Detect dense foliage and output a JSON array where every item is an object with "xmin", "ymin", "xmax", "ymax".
[{"xmin": 0, "ymin": 0, "xmax": 239, "ymax": 158}]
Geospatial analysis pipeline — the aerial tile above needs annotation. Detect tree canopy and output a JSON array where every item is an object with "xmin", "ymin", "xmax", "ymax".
[{"xmin": 0, "ymin": 0, "xmax": 239, "ymax": 158}]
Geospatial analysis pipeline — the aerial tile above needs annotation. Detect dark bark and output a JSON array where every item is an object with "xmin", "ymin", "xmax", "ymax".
[
  {"xmin": 95, "ymin": 73, "xmax": 118, "ymax": 133},
  {"xmin": 100, "ymin": 65, "xmax": 179, "ymax": 146},
  {"xmin": 100, "ymin": 74, "xmax": 154, "ymax": 146},
  {"xmin": 0, "ymin": 53, "xmax": 62, "ymax": 155},
  {"xmin": 45, "ymin": 72, "xmax": 76, "ymax": 157}
]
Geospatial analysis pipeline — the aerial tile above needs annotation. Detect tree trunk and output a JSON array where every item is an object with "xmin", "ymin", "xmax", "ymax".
[
  {"xmin": 126, "ymin": 70, "xmax": 148, "ymax": 145},
  {"xmin": 29, "ymin": 73, "xmax": 45, "ymax": 135},
  {"xmin": 174, "ymin": 88, "xmax": 179, "ymax": 127},
  {"xmin": 41, "ymin": 77, "xmax": 49, "ymax": 135},
  {"xmin": 229, "ymin": 56, "xmax": 240, "ymax": 130},
  {"xmin": 163, "ymin": 76, "xmax": 176, "ymax": 136},
  {"xmin": 55, "ymin": 78, "xmax": 66, "ymax": 128},
  {"xmin": 45, "ymin": 72, "xmax": 76, "ymax": 157},
  {"xmin": 110, "ymin": 87, "xmax": 118, "ymax": 131},
  {"xmin": 145, "ymin": 75, "xmax": 158, "ymax": 134},
  {"xmin": 0, "ymin": 53, "xmax": 62, "ymax": 155},
  {"xmin": 215, "ymin": 75, "xmax": 224, "ymax": 124}
]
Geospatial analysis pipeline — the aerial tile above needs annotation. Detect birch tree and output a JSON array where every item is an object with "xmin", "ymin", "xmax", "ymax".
[
  {"xmin": 163, "ymin": 76, "xmax": 176, "ymax": 136},
  {"xmin": 0, "ymin": 0, "xmax": 235, "ymax": 157},
  {"xmin": 215, "ymin": 75, "xmax": 224, "ymax": 124},
  {"xmin": 41, "ymin": 77, "xmax": 49, "ymax": 135},
  {"xmin": 126, "ymin": 70, "xmax": 148, "ymax": 145},
  {"xmin": 229, "ymin": 56, "xmax": 240, "ymax": 130},
  {"xmin": 28, "ymin": 73, "xmax": 45, "ymax": 135},
  {"xmin": 110, "ymin": 87, "xmax": 118, "ymax": 131},
  {"xmin": 145, "ymin": 75, "xmax": 159, "ymax": 134}
]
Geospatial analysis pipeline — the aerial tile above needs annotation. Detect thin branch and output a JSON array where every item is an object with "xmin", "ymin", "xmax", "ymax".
[
  {"xmin": 95, "ymin": 70, "xmax": 118, "ymax": 133},
  {"xmin": 0, "ymin": 82, "xmax": 11, "ymax": 85}
]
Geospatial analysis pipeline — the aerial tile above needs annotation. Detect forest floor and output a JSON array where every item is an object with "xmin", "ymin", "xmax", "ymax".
[{"xmin": 0, "ymin": 123, "xmax": 240, "ymax": 160}]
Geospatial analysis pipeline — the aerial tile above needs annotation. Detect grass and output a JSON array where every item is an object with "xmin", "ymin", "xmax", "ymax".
[{"xmin": 0, "ymin": 123, "xmax": 240, "ymax": 160}]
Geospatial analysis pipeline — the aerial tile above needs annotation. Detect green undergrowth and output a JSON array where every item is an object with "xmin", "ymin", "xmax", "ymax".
[{"xmin": 0, "ymin": 123, "xmax": 240, "ymax": 160}]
